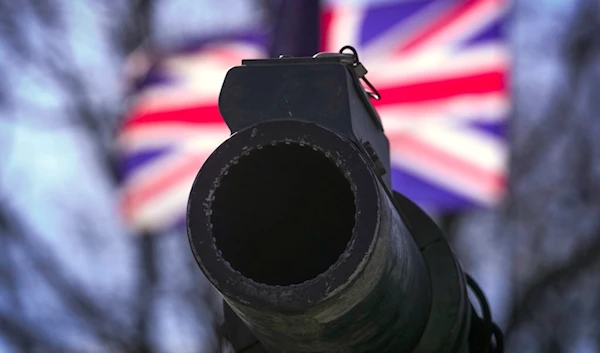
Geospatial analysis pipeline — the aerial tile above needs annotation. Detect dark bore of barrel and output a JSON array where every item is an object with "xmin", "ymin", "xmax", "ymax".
[{"xmin": 211, "ymin": 143, "xmax": 356, "ymax": 286}]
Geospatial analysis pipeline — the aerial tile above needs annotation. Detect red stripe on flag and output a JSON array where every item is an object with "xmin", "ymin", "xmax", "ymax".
[
  {"xmin": 122, "ymin": 153, "xmax": 208, "ymax": 216},
  {"xmin": 396, "ymin": 0, "xmax": 477, "ymax": 54},
  {"xmin": 123, "ymin": 104, "xmax": 223, "ymax": 131},
  {"xmin": 392, "ymin": 133, "xmax": 506, "ymax": 195},
  {"xmin": 374, "ymin": 71, "xmax": 505, "ymax": 106},
  {"xmin": 320, "ymin": 7, "xmax": 334, "ymax": 52}
]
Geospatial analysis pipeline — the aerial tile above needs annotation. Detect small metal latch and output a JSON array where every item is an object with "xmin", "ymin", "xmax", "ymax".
[
  {"xmin": 339, "ymin": 45, "xmax": 381, "ymax": 101},
  {"xmin": 313, "ymin": 46, "xmax": 382, "ymax": 101}
]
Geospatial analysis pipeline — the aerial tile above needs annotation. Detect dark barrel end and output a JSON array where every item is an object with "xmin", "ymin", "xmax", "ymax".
[
  {"xmin": 187, "ymin": 121, "xmax": 381, "ymax": 309},
  {"xmin": 187, "ymin": 120, "xmax": 432, "ymax": 352},
  {"xmin": 210, "ymin": 142, "xmax": 356, "ymax": 286}
]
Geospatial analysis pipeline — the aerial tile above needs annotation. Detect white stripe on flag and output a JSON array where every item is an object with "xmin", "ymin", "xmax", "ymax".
[
  {"xmin": 326, "ymin": 4, "xmax": 365, "ymax": 52},
  {"xmin": 118, "ymin": 123, "xmax": 230, "ymax": 151},
  {"xmin": 369, "ymin": 43, "xmax": 508, "ymax": 89},
  {"xmin": 377, "ymin": 92, "xmax": 509, "ymax": 131},
  {"xmin": 130, "ymin": 88, "xmax": 219, "ymax": 113},
  {"xmin": 127, "ymin": 171, "xmax": 197, "ymax": 231},
  {"xmin": 393, "ymin": 119, "xmax": 507, "ymax": 174}
]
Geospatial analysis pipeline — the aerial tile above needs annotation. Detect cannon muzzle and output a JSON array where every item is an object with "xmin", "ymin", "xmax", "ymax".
[{"xmin": 187, "ymin": 51, "xmax": 488, "ymax": 353}]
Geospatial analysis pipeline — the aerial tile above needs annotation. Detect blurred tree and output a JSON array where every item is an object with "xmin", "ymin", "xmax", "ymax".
[
  {"xmin": 0, "ymin": 1, "xmax": 233, "ymax": 352},
  {"xmin": 453, "ymin": 0, "xmax": 600, "ymax": 352}
]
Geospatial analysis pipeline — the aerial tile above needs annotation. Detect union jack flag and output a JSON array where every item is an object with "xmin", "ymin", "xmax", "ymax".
[
  {"xmin": 119, "ymin": 0, "xmax": 508, "ymax": 233},
  {"xmin": 118, "ymin": 35, "xmax": 267, "ymax": 232},
  {"xmin": 321, "ymin": 0, "xmax": 509, "ymax": 210}
]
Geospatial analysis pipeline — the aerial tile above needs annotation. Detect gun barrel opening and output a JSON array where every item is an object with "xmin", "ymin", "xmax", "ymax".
[{"xmin": 210, "ymin": 143, "xmax": 356, "ymax": 286}]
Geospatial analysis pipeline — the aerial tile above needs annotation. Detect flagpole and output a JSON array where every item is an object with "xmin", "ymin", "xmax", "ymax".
[{"xmin": 265, "ymin": 0, "xmax": 321, "ymax": 58}]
